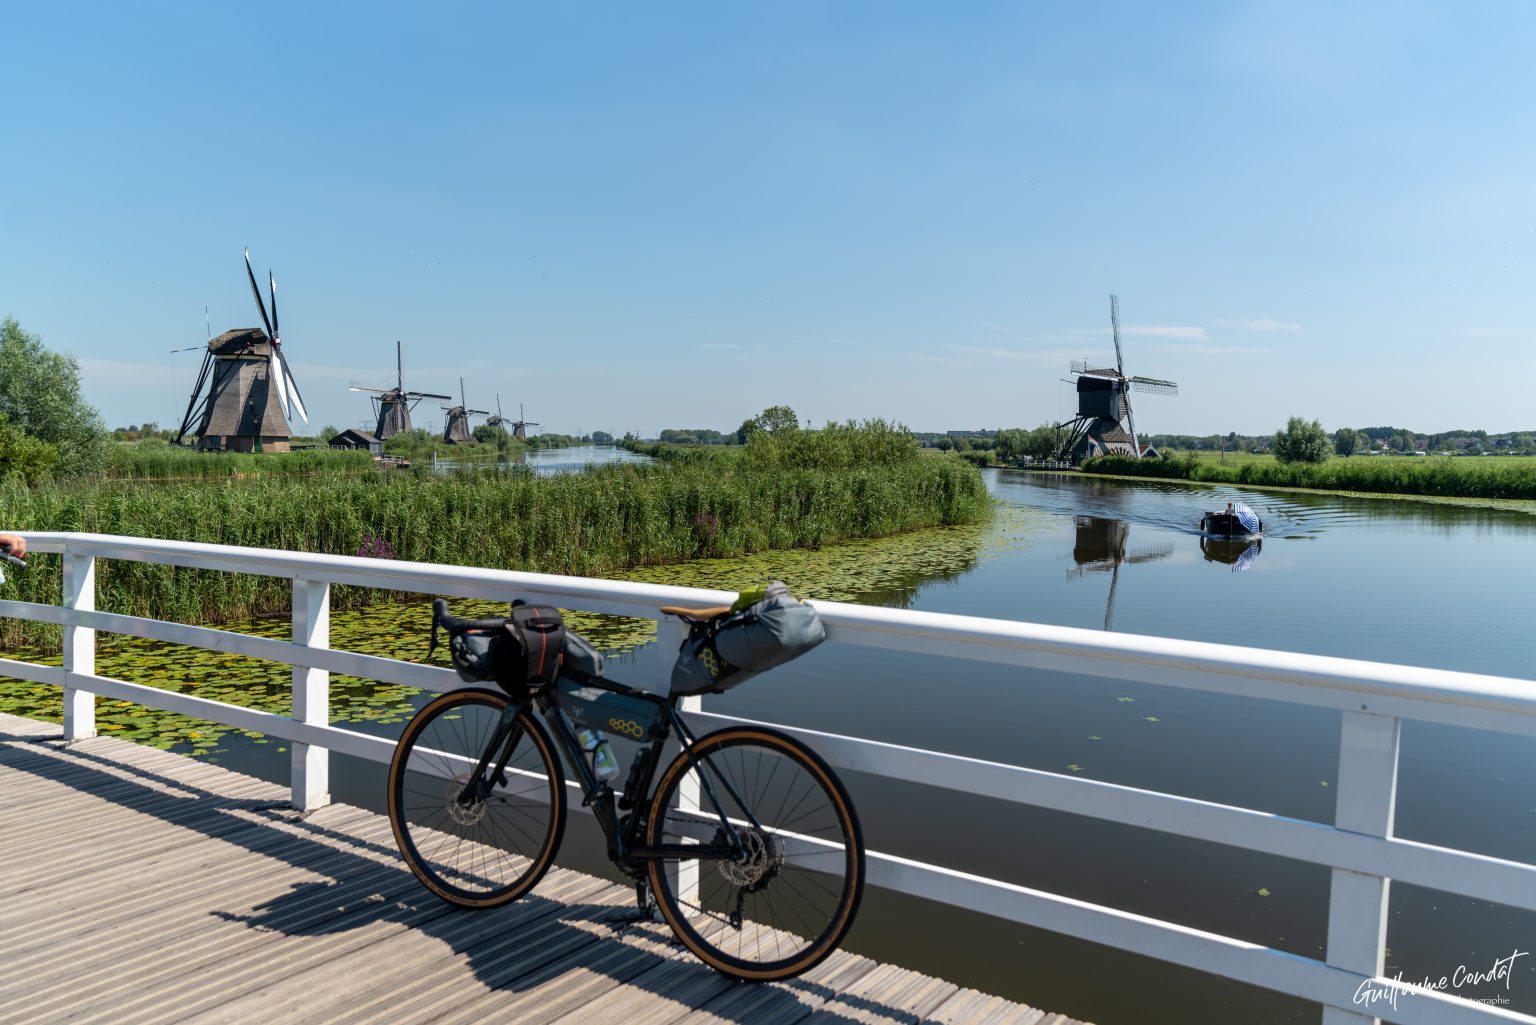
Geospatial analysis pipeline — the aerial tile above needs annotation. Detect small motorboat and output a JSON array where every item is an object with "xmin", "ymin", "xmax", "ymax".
[{"xmin": 1201, "ymin": 501, "xmax": 1262, "ymax": 539}]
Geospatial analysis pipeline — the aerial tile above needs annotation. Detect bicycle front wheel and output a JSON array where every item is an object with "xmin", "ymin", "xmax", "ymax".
[
  {"xmin": 387, "ymin": 688, "xmax": 566, "ymax": 908},
  {"xmin": 645, "ymin": 726, "xmax": 865, "ymax": 980}
]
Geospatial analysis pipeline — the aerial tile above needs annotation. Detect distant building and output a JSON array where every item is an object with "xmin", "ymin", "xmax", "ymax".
[{"xmin": 329, "ymin": 428, "xmax": 383, "ymax": 456}]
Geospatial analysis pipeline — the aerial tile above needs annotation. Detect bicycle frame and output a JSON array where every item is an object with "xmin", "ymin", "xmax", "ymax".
[{"xmin": 485, "ymin": 672, "xmax": 763, "ymax": 874}]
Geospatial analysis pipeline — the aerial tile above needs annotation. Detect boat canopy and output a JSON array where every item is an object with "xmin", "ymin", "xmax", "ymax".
[{"xmin": 1231, "ymin": 501, "xmax": 1261, "ymax": 534}]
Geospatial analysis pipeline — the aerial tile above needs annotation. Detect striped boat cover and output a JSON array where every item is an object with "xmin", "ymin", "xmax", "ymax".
[{"xmin": 1232, "ymin": 502, "xmax": 1261, "ymax": 534}]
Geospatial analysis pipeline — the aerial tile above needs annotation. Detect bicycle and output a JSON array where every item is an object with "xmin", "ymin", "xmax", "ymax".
[{"xmin": 386, "ymin": 597, "xmax": 865, "ymax": 981}]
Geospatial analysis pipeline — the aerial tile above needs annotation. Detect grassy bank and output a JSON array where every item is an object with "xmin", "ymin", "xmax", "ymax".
[
  {"xmin": 0, "ymin": 456, "xmax": 989, "ymax": 647},
  {"xmin": 1080, "ymin": 452, "xmax": 1536, "ymax": 501}
]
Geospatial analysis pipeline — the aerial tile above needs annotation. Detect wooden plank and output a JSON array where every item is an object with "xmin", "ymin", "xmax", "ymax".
[{"xmin": 0, "ymin": 713, "xmax": 1086, "ymax": 1025}]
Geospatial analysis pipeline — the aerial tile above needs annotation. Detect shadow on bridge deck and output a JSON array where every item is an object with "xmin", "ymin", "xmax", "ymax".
[{"xmin": 0, "ymin": 713, "xmax": 1085, "ymax": 1025}]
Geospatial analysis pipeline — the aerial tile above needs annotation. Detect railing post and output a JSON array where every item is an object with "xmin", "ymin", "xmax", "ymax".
[
  {"xmin": 62, "ymin": 553, "xmax": 96, "ymax": 741},
  {"xmin": 1321, "ymin": 710, "xmax": 1400, "ymax": 1025},
  {"xmin": 290, "ymin": 577, "xmax": 331, "ymax": 811},
  {"xmin": 657, "ymin": 618, "xmax": 700, "ymax": 905}
]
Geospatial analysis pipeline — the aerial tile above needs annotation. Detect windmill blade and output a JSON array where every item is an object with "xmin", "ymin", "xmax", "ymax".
[
  {"xmin": 277, "ymin": 349, "xmax": 309, "ymax": 424},
  {"xmin": 349, "ymin": 385, "xmax": 389, "ymax": 394},
  {"xmin": 270, "ymin": 350, "xmax": 292, "ymax": 420},
  {"xmin": 1129, "ymin": 376, "xmax": 1179, "ymax": 396},
  {"xmin": 409, "ymin": 391, "xmax": 454, "ymax": 400},
  {"xmin": 243, "ymin": 249, "xmax": 274, "ymax": 338},
  {"xmin": 1109, "ymin": 294, "xmax": 1124, "ymax": 377},
  {"xmin": 268, "ymin": 270, "xmax": 280, "ymax": 343}
]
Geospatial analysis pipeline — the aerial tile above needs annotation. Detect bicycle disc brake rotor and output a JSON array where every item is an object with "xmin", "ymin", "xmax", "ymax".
[
  {"xmin": 716, "ymin": 827, "xmax": 780, "ymax": 888},
  {"xmin": 445, "ymin": 773, "xmax": 488, "ymax": 827}
]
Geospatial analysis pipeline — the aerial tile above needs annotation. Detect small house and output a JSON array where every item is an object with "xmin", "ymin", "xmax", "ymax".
[{"xmin": 330, "ymin": 429, "xmax": 383, "ymax": 456}]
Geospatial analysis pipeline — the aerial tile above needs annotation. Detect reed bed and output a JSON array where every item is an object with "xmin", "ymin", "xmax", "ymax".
[
  {"xmin": 0, "ymin": 458, "xmax": 989, "ymax": 647},
  {"xmin": 1081, "ymin": 453, "xmax": 1536, "ymax": 499},
  {"xmin": 103, "ymin": 445, "xmax": 374, "ymax": 480}
]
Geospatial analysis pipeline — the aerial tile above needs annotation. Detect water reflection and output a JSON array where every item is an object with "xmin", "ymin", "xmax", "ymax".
[
  {"xmin": 1199, "ymin": 536, "xmax": 1262, "ymax": 572},
  {"xmin": 1066, "ymin": 516, "xmax": 1174, "ymax": 629}
]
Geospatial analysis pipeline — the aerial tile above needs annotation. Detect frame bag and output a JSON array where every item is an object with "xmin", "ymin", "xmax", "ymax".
[{"xmin": 670, "ymin": 581, "xmax": 825, "ymax": 696}]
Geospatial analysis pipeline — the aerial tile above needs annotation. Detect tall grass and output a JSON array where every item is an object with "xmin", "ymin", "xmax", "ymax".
[
  {"xmin": 0, "ymin": 458, "xmax": 989, "ymax": 647},
  {"xmin": 104, "ymin": 444, "xmax": 374, "ymax": 480},
  {"xmin": 1081, "ymin": 453, "xmax": 1536, "ymax": 499}
]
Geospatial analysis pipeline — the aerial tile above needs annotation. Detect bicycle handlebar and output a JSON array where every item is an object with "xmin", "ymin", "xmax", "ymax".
[
  {"xmin": 431, "ymin": 598, "xmax": 506, "ymax": 633},
  {"xmin": 0, "ymin": 545, "xmax": 24, "ymax": 570}
]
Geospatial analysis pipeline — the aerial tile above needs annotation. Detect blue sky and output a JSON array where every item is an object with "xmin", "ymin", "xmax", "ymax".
[{"xmin": 3, "ymin": 2, "xmax": 1533, "ymax": 437}]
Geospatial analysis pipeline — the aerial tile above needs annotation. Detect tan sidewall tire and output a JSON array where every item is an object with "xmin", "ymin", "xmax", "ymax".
[
  {"xmin": 387, "ymin": 688, "xmax": 565, "ymax": 909},
  {"xmin": 644, "ymin": 726, "xmax": 864, "ymax": 980}
]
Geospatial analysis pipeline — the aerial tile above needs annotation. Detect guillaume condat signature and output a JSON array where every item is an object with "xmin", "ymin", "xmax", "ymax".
[{"xmin": 1354, "ymin": 949, "xmax": 1528, "ymax": 1011}]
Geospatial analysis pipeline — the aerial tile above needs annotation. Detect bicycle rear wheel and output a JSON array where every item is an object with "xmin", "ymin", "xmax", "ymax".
[
  {"xmin": 645, "ymin": 726, "xmax": 864, "ymax": 980},
  {"xmin": 388, "ymin": 688, "xmax": 565, "ymax": 908}
]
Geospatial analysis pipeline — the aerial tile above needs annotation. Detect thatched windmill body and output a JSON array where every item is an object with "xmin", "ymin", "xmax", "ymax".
[
  {"xmin": 349, "ymin": 342, "xmax": 451, "ymax": 439},
  {"xmin": 441, "ymin": 378, "xmax": 489, "ymax": 445},
  {"xmin": 1056, "ymin": 295, "xmax": 1179, "ymax": 462},
  {"xmin": 174, "ymin": 250, "xmax": 309, "ymax": 451}
]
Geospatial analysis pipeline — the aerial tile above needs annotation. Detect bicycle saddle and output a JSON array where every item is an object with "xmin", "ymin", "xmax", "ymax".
[{"xmin": 659, "ymin": 604, "xmax": 731, "ymax": 622}]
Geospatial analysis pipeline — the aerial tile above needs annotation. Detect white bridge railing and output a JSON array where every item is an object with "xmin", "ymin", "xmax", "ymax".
[{"xmin": 2, "ymin": 532, "xmax": 1534, "ymax": 1025}]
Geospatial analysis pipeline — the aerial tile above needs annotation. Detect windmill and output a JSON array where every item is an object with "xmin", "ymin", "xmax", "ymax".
[
  {"xmin": 441, "ymin": 378, "xmax": 490, "ymax": 444},
  {"xmin": 1056, "ymin": 295, "xmax": 1179, "ymax": 462},
  {"xmin": 349, "ymin": 342, "xmax": 451, "ymax": 439},
  {"xmin": 508, "ymin": 403, "xmax": 539, "ymax": 441},
  {"xmin": 484, "ymin": 397, "xmax": 538, "ymax": 440},
  {"xmin": 174, "ymin": 249, "xmax": 309, "ymax": 451}
]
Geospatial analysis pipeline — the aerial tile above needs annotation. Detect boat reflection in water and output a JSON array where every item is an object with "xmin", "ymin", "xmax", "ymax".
[
  {"xmin": 1200, "ymin": 535, "xmax": 1262, "ymax": 573},
  {"xmin": 1067, "ymin": 516, "xmax": 1174, "ymax": 630}
]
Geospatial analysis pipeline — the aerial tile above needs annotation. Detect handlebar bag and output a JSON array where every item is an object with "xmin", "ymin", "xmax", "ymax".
[
  {"xmin": 670, "ymin": 581, "xmax": 825, "ymax": 696},
  {"xmin": 443, "ymin": 604, "xmax": 568, "ymax": 699}
]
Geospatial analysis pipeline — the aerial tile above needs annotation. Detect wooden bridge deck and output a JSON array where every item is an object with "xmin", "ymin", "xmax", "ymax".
[{"xmin": 0, "ymin": 713, "xmax": 1088, "ymax": 1025}]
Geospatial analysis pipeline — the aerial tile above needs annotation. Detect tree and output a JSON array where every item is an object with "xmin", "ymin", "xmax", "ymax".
[
  {"xmin": 1273, "ymin": 417, "xmax": 1331, "ymax": 464},
  {"xmin": 994, "ymin": 429, "xmax": 1028, "ymax": 462},
  {"xmin": 1021, "ymin": 424, "xmax": 1060, "ymax": 459},
  {"xmin": 1333, "ymin": 427, "xmax": 1359, "ymax": 457},
  {"xmin": 753, "ymin": 405, "xmax": 799, "ymax": 435},
  {"xmin": 0, "ymin": 318, "xmax": 108, "ymax": 476},
  {"xmin": 995, "ymin": 424, "xmax": 1060, "ymax": 462},
  {"xmin": 0, "ymin": 416, "xmax": 57, "ymax": 483},
  {"xmin": 591, "ymin": 430, "xmax": 613, "ymax": 444}
]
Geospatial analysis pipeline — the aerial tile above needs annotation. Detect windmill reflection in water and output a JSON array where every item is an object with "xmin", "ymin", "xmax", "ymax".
[{"xmin": 1066, "ymin": 516, "xmax": 1175, "ymax": 631}]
